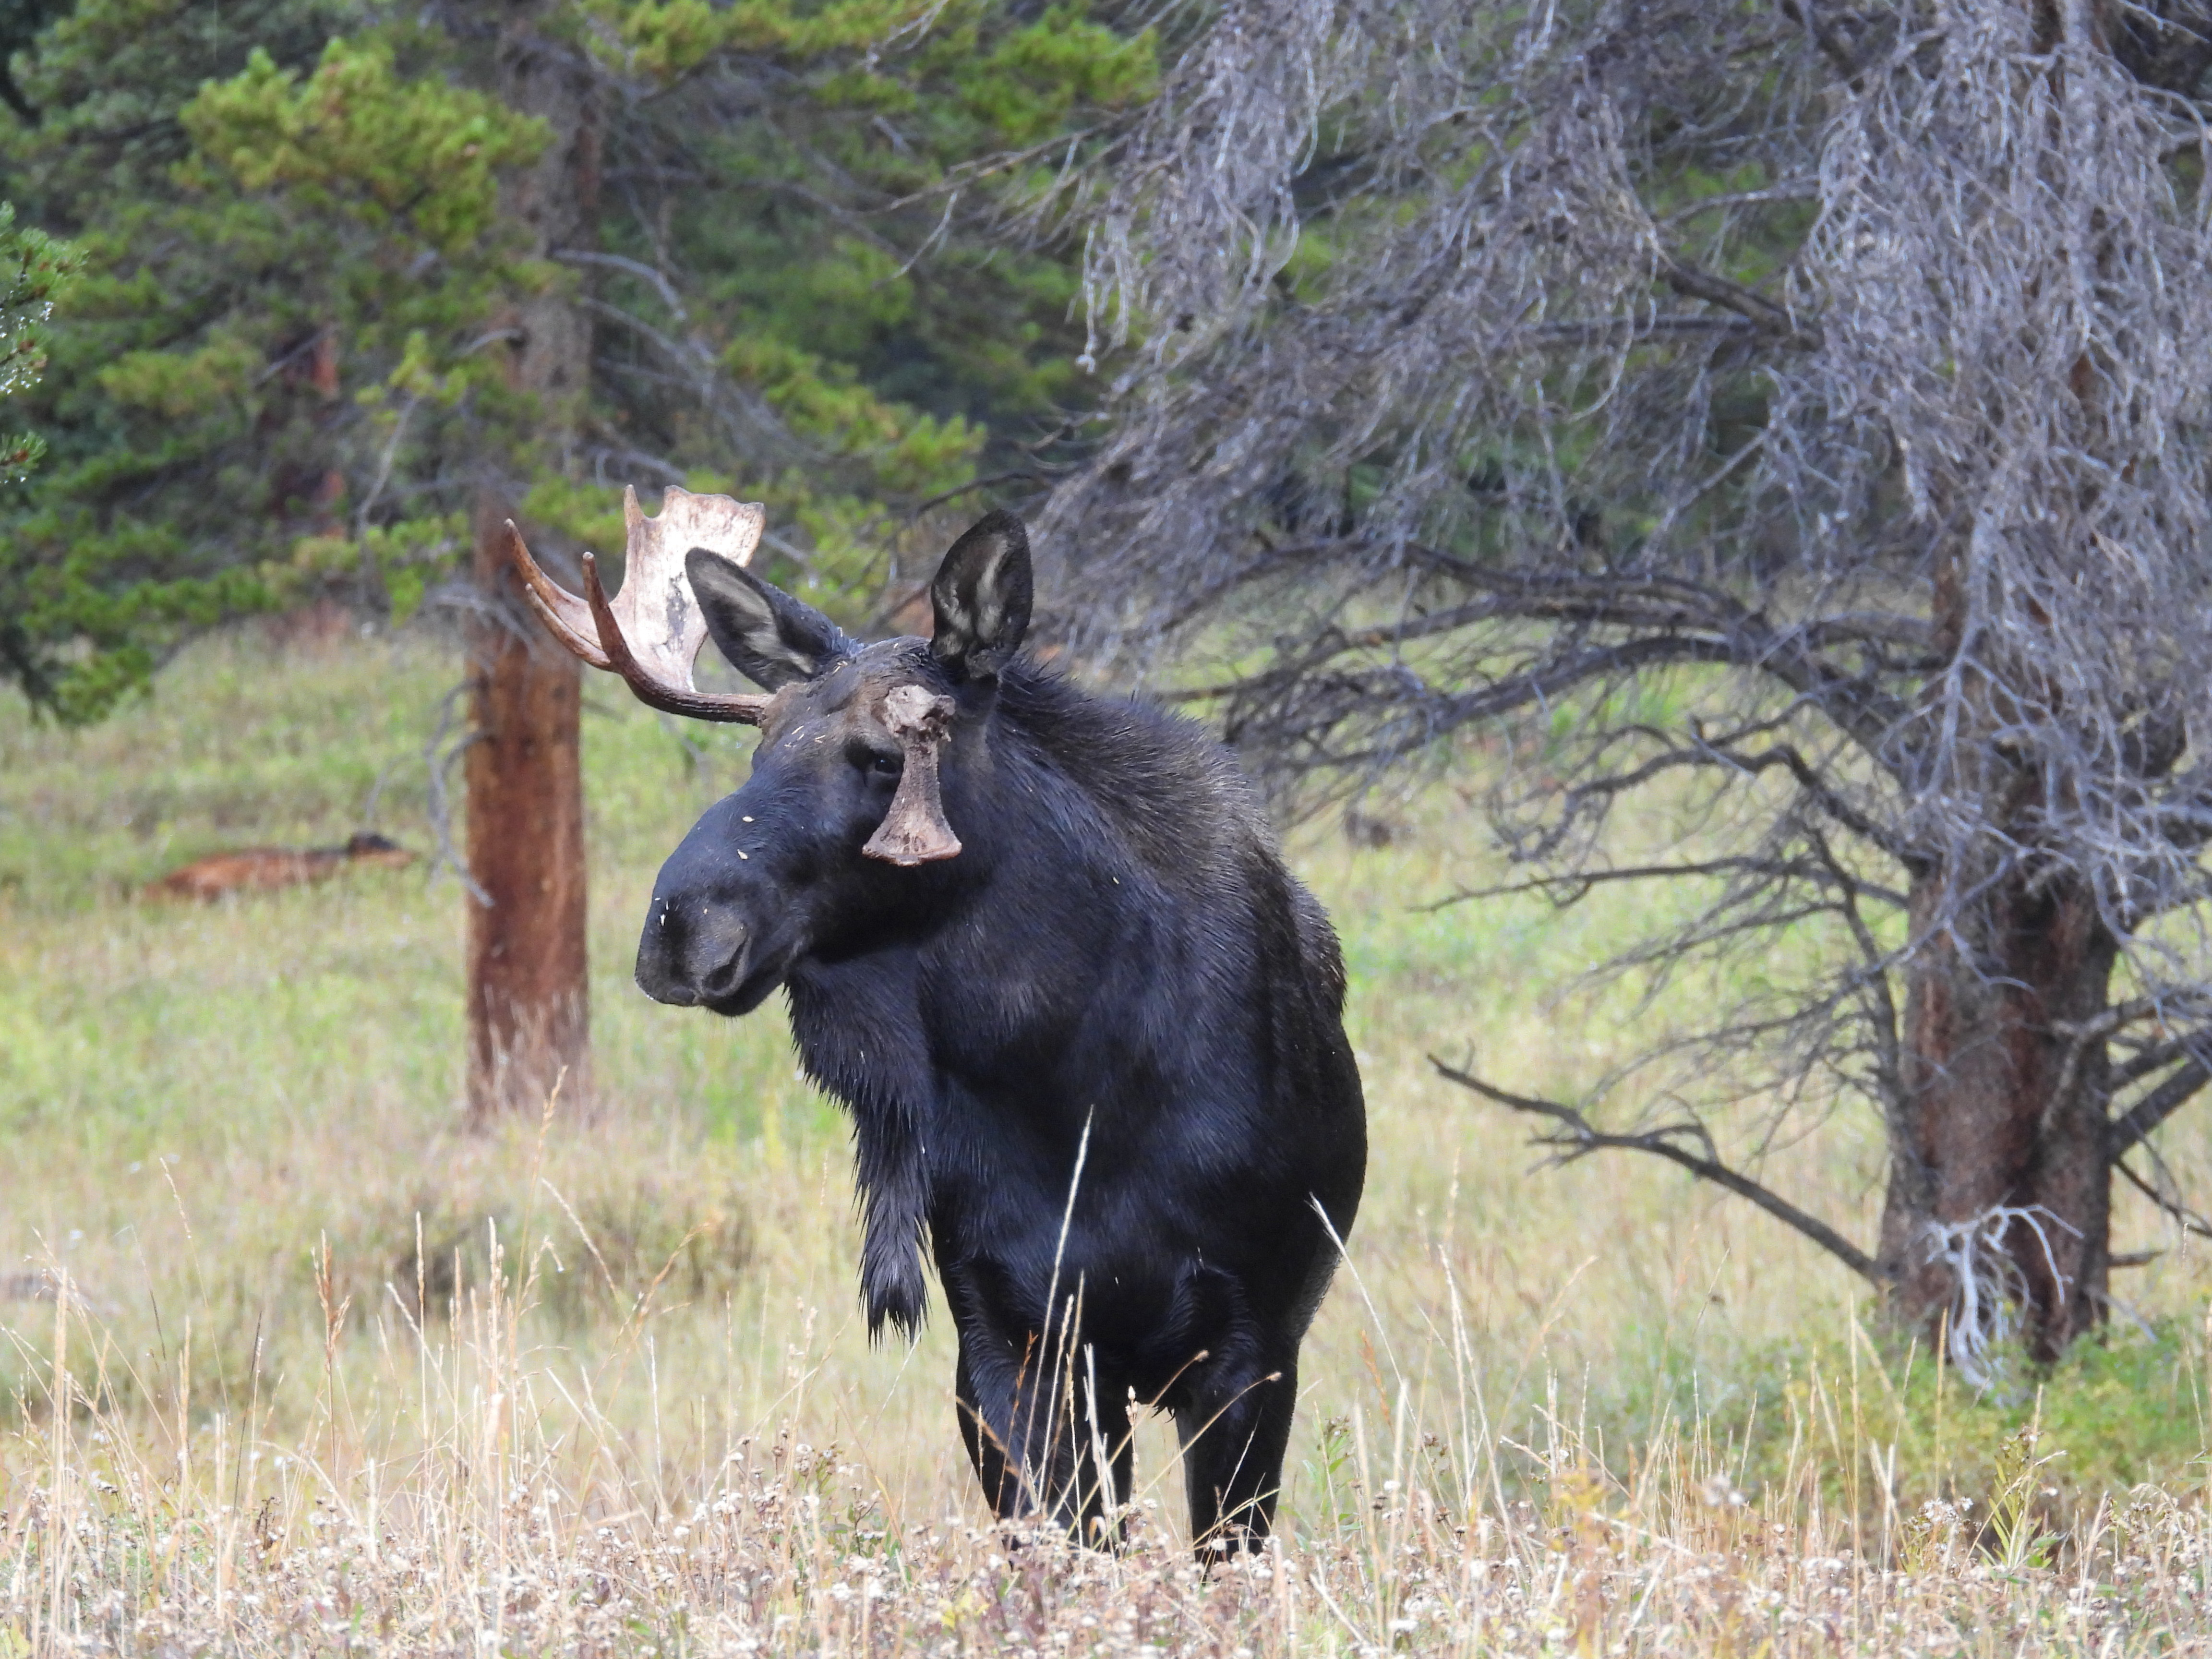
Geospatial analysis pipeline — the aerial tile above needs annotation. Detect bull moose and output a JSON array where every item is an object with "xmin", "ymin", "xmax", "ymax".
[{"xmin": 509, "ymin": 488, "xmax": 1366, "ymax": 1552}]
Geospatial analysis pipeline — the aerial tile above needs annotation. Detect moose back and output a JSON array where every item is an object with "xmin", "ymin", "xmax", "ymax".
[{"xmin": 510, "ymin": 489, "xmax": 1366, "ymax": 1551}]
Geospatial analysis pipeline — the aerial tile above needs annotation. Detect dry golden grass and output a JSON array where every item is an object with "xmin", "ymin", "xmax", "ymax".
[{"xmin": 6, "ymin": 626, "xmax": 2212, "ymax": 1653}]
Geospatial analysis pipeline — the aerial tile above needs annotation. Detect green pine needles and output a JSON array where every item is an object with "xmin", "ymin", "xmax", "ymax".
[
  {"xmin": 0, "ymin": 200, "xmax": 72, "ymax": 484},
  {"xmin": 0, "ymin": 0, "xmax": 1156, "ymax": 721}
]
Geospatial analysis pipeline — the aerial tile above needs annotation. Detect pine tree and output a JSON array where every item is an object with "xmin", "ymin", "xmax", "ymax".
[
  {"xmin": 0, "ymin": 197, "xmax": 74, "ymax": 689},
  {"xmin": 0, "ymin": 0, "xmax": 1150, "ymax": 1115}
]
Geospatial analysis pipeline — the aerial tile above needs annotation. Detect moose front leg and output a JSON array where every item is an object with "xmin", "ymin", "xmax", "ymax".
[{"xmin": 950, "ymin": 1309, "xmax": 1132, "ymax": 1547}]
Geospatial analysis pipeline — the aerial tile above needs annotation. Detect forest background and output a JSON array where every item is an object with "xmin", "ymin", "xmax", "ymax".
[
  {"xmin": 12, "ymin": 0, "xmax": 2212, "ymax": 1653},
  {"xmin": 0, "ymin": 0, "xmax": 1134, "ymax": 699},
  {"xmin": 0, "ymin": 0, "xmax": 1159, "ymax": 1121}
]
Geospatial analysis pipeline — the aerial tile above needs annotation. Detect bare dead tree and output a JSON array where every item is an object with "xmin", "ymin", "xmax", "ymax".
[{"xmin": 1038, "ymin": 0, "xmax": 2212, "ymax": 1368}]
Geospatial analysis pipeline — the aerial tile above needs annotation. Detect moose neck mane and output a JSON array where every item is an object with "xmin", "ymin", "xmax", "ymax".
[{"xmin": 986, "ymin": 658, "xmax": 1271, "ymax": 883}]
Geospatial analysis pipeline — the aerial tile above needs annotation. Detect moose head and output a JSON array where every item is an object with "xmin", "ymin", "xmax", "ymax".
[{"xmin": 506, "ymin": 488, "xmax": 1032, "ymax": 1014}]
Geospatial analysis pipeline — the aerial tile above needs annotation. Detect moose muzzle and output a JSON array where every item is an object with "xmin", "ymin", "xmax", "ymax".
[{"xmin": 635, "ymin": 892, "xmax": 752, "ymax": 1010}]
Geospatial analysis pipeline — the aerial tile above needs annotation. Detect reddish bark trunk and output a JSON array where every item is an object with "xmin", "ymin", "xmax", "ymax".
[
  {"xmin": 461, "ymin": 4, "xmax": 600, "ymax": 1122},
  {"xmin": 464, "ymin": 502, "xmax": 589, "ymax": 1121},
  {"xmin": 1878, "ymin": 864, "xmax": 2118, "ymax": 1361}
]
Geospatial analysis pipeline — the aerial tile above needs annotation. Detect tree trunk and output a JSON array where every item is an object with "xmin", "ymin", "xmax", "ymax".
[
  {"xmin": 1868, "ymin": 10, "xmax": 2151, "ymax": 1358},
  {"xmin": 1876, "ymin": 857, "xmax": 2119, "ymax": 1362},
  {"xmin": 465, "ymin": 502, "xmax": 589, "ymax": 1120},
  {"xmin": 462, "ymin": 7, "xmax": 600, "ymax": 1122}
]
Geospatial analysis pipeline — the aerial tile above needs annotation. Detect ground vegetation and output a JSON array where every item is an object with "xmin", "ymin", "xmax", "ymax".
[{"xmin": 8, "ymin": 629, "xmax": 2212, "ymax": 1651}]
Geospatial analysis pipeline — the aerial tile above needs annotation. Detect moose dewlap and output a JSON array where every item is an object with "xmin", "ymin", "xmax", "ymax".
[{"xmin": 509, "ymin": 490, "xmax": 1367, "ymax": 1553}]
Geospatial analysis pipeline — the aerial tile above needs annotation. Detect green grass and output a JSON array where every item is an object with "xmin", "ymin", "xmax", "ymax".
[{"xmin": 7, "ymin": 622, "xmax": 2212, "ymax": 1654}]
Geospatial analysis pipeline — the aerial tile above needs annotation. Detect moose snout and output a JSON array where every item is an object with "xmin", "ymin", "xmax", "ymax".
[{"xmin": 635, "ymin": 894, "xmax": 751, "ymax": 1008}]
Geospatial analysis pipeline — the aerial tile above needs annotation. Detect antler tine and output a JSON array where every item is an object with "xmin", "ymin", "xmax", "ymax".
[
  {"xmin": 505, "ymin": 520, "xmax": 610, "ymax": 669},
  {"xmin": 581, "ymin": 552, "xmax": 770, "ymax": 725}
]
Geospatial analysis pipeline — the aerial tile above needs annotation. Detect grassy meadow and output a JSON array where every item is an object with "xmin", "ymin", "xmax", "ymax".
[{"xmin": 8, "ymin": 621, "xmax": 2212, "ymax": 1653}]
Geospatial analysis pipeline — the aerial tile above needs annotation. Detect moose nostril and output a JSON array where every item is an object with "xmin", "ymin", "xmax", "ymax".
[{"xmin": 696, "ymin": 922, "xmax": 750, "ymax": 998}]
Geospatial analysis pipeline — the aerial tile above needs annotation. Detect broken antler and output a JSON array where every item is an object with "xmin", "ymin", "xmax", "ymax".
[
  {"xmin": 505, "ymin": 485, "xmax": 773, "ymax": 724},
  {"xmin": 863, "ymin": 684, "xmax": 962, "ymax": 865}
]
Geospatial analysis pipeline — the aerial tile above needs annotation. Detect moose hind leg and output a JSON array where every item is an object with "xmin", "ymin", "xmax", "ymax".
[{"xmin": 1177, "ymin": 1359, "xmax": 1298, "ymax": 1557}]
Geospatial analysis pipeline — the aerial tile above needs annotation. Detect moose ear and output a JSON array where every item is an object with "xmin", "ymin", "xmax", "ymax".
[
  {"xmin": 928, "ymin": 510, "xmax": 1032, "ymax": 682},
  {"xmin": 687, "ymin": 548, "xmax": 847, "ymax": 691}
]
